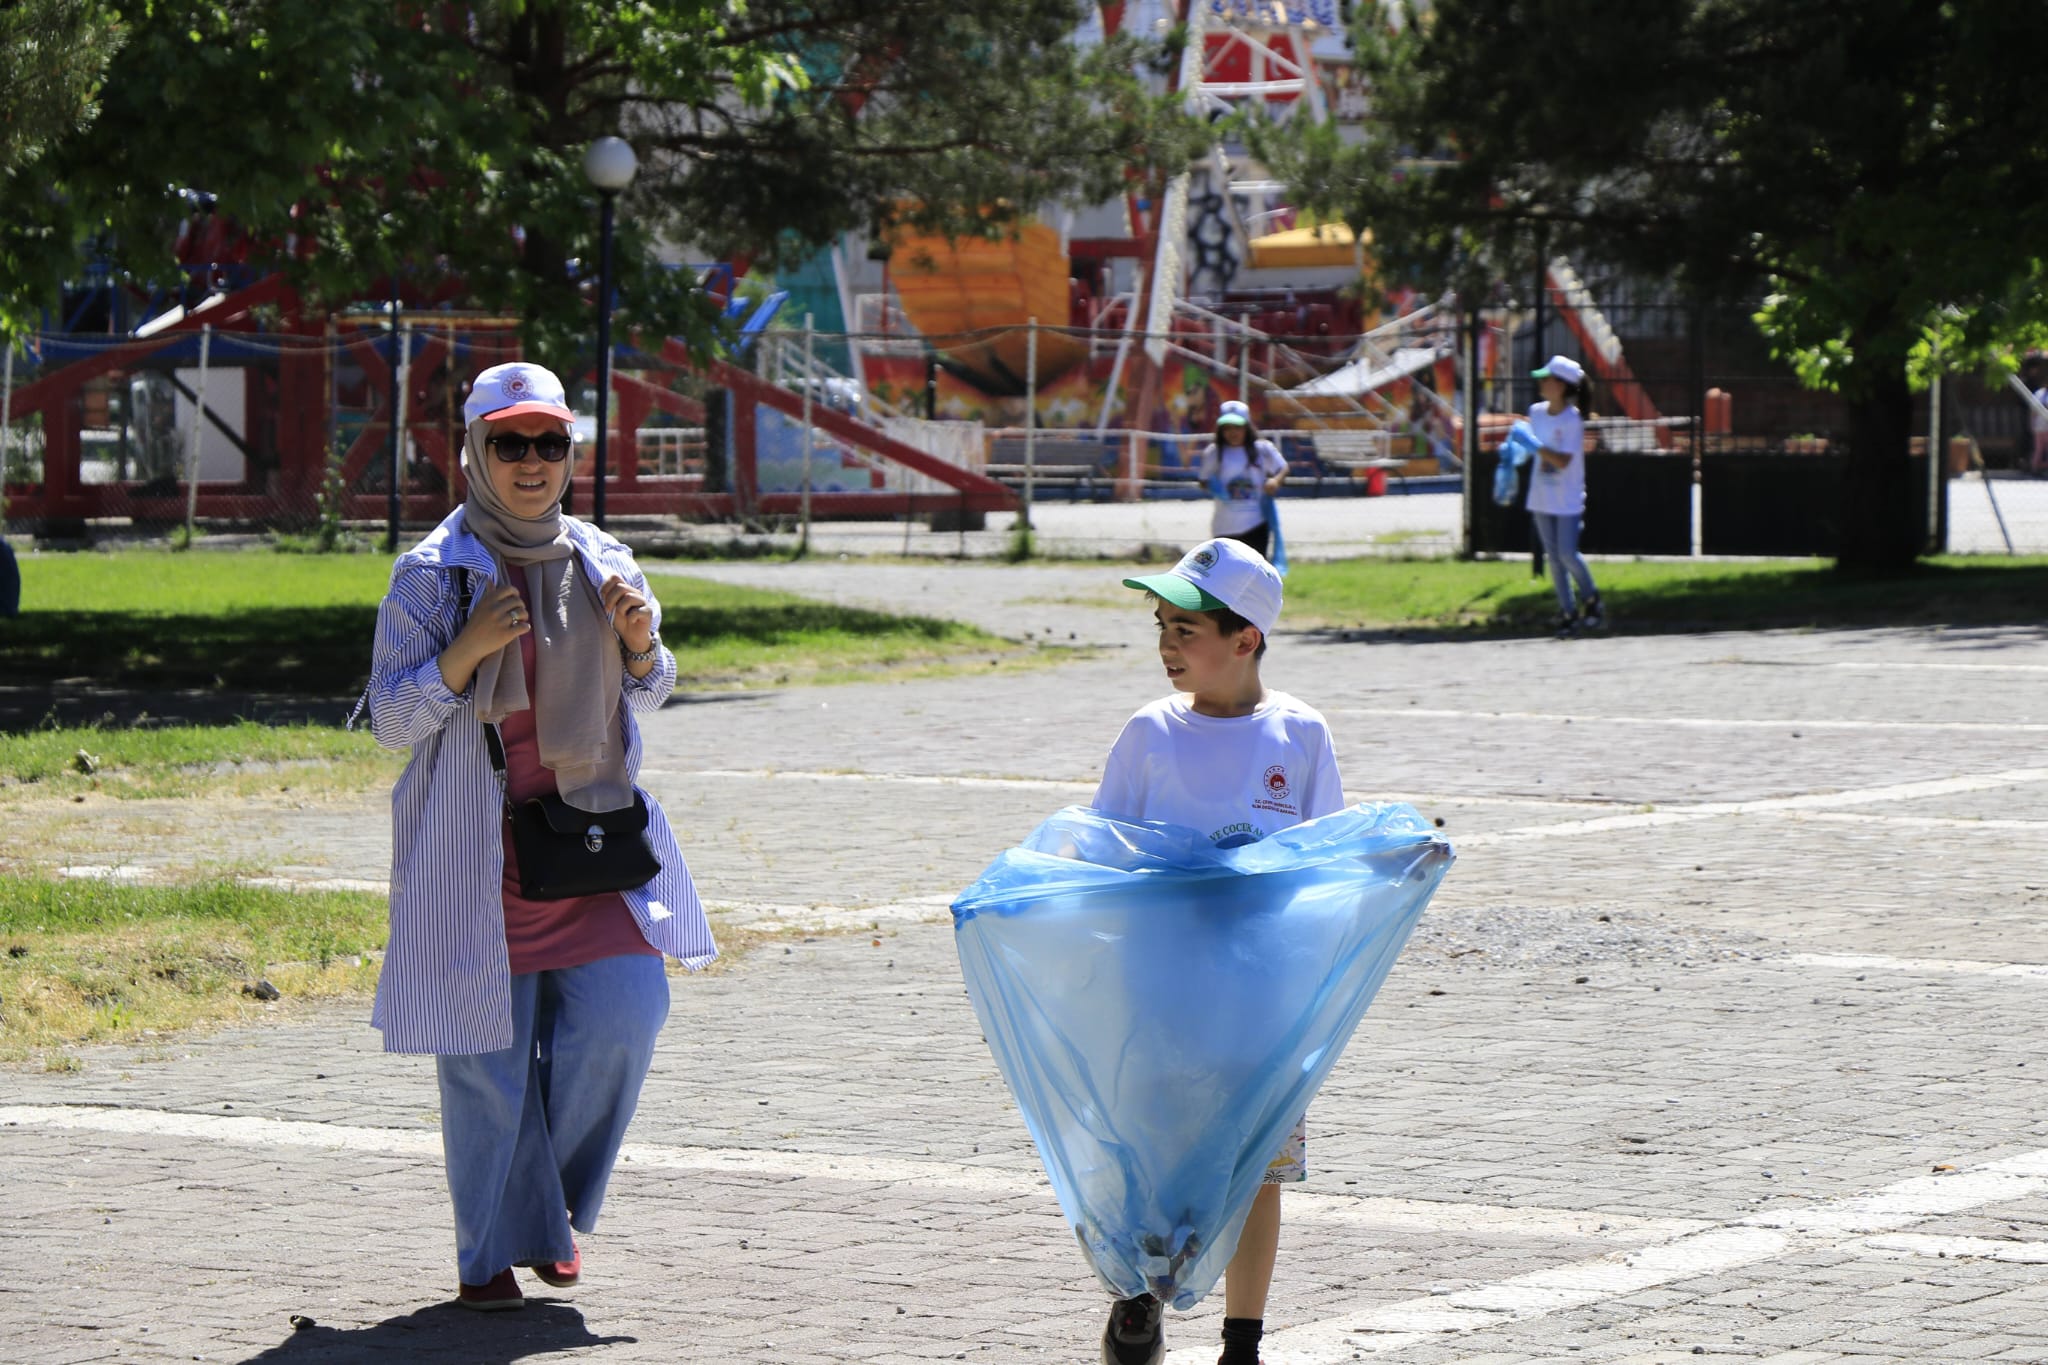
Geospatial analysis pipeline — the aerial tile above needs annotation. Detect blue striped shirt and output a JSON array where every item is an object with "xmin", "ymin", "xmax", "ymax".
[{"xmin": 354, "ymin": 507, "xmax": 717, "ymax": 1054}]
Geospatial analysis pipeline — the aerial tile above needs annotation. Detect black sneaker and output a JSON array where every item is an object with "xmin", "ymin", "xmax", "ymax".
[
  {"xmin": 1552, "ymin": 610, "xmax": 1579, "ymax": 639},
  {"xmin": 1579, "ymin": 593, "xmax": 1606, "ymax": 630},
  {"xmin": 1102, "ymin": 1294, "xmax": 1165, "ymax": 1365}
]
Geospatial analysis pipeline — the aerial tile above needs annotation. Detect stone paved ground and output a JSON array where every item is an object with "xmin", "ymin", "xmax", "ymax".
[{"xmin": 9, "ymin": 559, "xmax": 2048, "ymax": 1364}]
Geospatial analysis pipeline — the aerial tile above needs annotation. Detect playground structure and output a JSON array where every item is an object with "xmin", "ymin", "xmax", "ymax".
[
  {"xmin": 0, "ymin": 261, "xmax": 1727, "ymax": 537},
  {"xmin": 0, "ymin": 0, "xmax": 1790, "ymax": 540},
  {"xmin": 0, "ymin": 271, "xmax": 1019, "ymax": 535}
]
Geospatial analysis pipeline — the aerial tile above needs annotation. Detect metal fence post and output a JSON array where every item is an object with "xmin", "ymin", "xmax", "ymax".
[
  {"xmin": 1460, "ymin": 302, "xmax": 1478, "ymax": 557},
  {"xmin": 1, "ymin": 340, "xmax": 13, "ymax": 488},
  {"xmin": 184, "ymin": 324, "xmax": 212, "ymax": 541},
  {"xmin": 392, "ymin": 319, "xmax": 412, "ymax": 542},
  {"xmin": 1927, "ymin": 364, "xmax": 1944, "ymax": 552},
  {"xmin": 799, "ymin": 313, "xmax": 814, "ymax": 554},
  {"xmin": 1023, "ymin": 316, "xmax": 1037, "ymax": 529}
]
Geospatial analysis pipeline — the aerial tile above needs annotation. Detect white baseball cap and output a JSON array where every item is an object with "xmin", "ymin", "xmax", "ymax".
[
  {"xmin": 1123, "ymin": 537, "xmax": 1283, "ymax": 637},
  {"xmin": 1217, "ymin": 399, "xmax": 1252, "ymax": 426},
  {"xmin": 464, "ymin": 362, "xmax": 576, "ymax": 425},
  {"xmin": 1532, "ymin": 354, "xmax": 1585, "ymax": 387}
]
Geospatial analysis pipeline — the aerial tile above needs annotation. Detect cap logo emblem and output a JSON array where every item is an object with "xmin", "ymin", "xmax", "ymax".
[
  {"xmin": 503, "ymin": 375, "xmax": 530, "ymax": 397},
  {"xmin": 1191, "ymin": 547, "xmax": 1218, "ymax": 573}
]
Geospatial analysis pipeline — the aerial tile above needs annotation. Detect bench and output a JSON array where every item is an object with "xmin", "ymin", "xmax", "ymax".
[{"xmin": 988, "ymin": 437, "xmax": 1114, "ymax": 500}]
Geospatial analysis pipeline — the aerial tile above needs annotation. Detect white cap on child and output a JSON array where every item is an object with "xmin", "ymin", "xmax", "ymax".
[{"xmin": 1122, "ymin": 538, "xmax": 1283, "ymax": 637}]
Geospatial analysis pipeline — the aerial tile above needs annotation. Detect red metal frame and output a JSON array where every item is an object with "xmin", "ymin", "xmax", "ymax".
[{"xmin": 6, "ymin": 279, "xmax": 1017, "ymax": 529}]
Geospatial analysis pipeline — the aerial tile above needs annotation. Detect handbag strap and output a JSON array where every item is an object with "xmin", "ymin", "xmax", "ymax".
[{"xmin": 458, "ymin": 567, "xmax": 515, "ymax": 806}]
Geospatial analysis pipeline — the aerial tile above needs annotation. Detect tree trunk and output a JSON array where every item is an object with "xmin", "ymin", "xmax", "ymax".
[{"xmin": 1835, "ymin": 366, "xmax": 1920, "ymax": 572}]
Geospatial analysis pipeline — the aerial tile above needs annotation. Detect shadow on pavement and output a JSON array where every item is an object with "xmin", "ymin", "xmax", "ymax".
[{"xmin": 237, "ymin": 1301, "xmax": 632, "ymax": 1363}]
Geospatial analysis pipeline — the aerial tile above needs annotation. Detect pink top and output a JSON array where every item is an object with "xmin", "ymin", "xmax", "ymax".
[{"xmin": 498, "ymin": 577, "xmax": 662, "ymax": 976}]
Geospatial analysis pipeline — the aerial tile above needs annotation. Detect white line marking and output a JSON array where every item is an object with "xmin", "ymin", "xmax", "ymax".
[
  {"xmin": 55, "ymin": 865, "xmax": 154, "ymax": 881},
  {"xmin": 708, "ymin": 897, "xmax": 954, "ymax": 930},
  {"xmin": 1731, "ymin": 659, "xmax": 2048, "ymax": 676},
  {"xmin": 1790, "ymin": 952, "xmax": 2048, "ymax": 982},
  {"xmin": 1455, "ymin": 768, "xmax": 2048, "ymax": 847},
  {"xmin": 1862, "ymin": 1233, "xmax": 2048, "ymax": 1264},
  {"xmin": 10, "ymin": 1104, "xmax": 2042, "ymax": 1361},
  {"xmin": 0, "ymin": 1105, "xmax": 1697, "ymax": 1247},
  {"xmin": 1333, "ymin": 706, "xmax": 2048, "ymax": 735},
  {"xmin": 645, "ymin": 767, "xmax": 1095, "ymax": 792},
  {"xmin": 241, "ymin": 875, "xmax": 387, "ymax": 894},
  {"xmin": 1780, "ymin": 811, "xmax": 2048, "ymax": 832},
  {"xmin": 1255, "ymin": 1150, "xmax": 2048, "ymax": 1362}
]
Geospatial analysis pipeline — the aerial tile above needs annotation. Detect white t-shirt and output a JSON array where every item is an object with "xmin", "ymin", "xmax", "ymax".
[
  {"xmin": 1092, "ymin": 691, "xmax": 1346, "ymax": 848},
  {"xmin": 2031, "ymin": 387, "xmax": 2048, "ymax": 435},
  {"xmin": 1523, "ymin": 401, "xmax": 1586, "ymax": 517},
  {"xmin": 1197, "ymin": 439, "xmax": 1289, "ymax": 536}
]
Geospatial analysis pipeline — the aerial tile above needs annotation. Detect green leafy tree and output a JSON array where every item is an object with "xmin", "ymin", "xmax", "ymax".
[
  {"xmin": 1264, "ymin": 0, "xmax": 2048, "ymax": 570},
  {"xmin": 4, "ymin": 0, "xmax": 1201, "ymax": 372},
  {"xmin": 0, "ymin": 0, "xmax": 124, "ymax": 179}
]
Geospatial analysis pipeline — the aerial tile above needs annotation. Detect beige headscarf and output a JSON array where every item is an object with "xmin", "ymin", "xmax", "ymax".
[{"xmin": 460, "ymin": 419, "xmax": 633, "ymax": 813}]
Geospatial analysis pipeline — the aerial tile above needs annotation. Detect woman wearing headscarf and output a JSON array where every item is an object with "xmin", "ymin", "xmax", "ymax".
[{"xmin": 356, "ymin": 361, "xmax": 715, "ymax": 1310}]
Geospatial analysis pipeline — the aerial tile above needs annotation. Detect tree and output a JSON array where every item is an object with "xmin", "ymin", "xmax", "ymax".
[
  {"xmin": 2, "ymin": 0, "xmax": 1202, "ymax": 370},
  {"xmin": 1262, "ymin": 0, "xmax": 2048, "ymax": 570},
  {"xmin": 0, "ymin": 0, "xmax": 124, "ymax": 180}
]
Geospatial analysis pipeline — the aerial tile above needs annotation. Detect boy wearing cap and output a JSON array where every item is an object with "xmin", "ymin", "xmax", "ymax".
[
  {"xmin": 1092, "ymin": 537, "xmax": 1345, "ymax": 1365},
  {"xmin": 1197, "ymin": 401, "xmax": 1289, "ymax": 560},
  {"xmin": 1526, "ymin": 354, "xmax": 1604, "ymax": 635}
]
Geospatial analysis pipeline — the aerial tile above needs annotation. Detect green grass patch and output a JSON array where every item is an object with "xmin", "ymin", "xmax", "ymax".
[
  {"xmin": 0, "ymin": 721, "xmax": 397, "ymax": 797},
  {"xmin": 1282, "ymin": 555, "xmax": 2048, "ymax": 635},
  {"xmin": 1, "ymin": 549, "xmax": 1017, "ymax": 704},
  {"xmin": 0, "ymin": 875, "xmax": 389, "ymax": 1063}
]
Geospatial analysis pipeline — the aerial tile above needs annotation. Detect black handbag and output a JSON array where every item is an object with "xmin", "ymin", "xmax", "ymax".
[
  {"xmin": 462, "ymin": 569, "xmax": 662, "ymax": 901},
  {"xmin": 486, "ymin": 723, "xmax": 662, "ymax": 900}
]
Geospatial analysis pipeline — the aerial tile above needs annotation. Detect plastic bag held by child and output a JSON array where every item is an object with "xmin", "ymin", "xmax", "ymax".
[
  {"xmin": 951, "ymin": 802, "xmax": 1453, "ymax": 1310},
  {"xmin": 1491, "ymin": 418, "xmax": 1543, "ymax": 506}
]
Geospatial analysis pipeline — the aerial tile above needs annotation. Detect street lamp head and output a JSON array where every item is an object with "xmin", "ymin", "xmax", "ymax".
[{"xmin": 583, "ymin": 137, "xmax": 638, "ymax": 193}]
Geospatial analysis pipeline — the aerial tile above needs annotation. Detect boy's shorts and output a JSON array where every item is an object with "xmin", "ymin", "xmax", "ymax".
[{"xmin": 1262, "ymin": 1115, "xmax": 1307, "ymax": 1185}]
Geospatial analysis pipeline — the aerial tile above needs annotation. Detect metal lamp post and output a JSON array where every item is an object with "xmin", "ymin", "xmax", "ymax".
[{"xmin": 583, "ymin": 135, "xmax": 638, "ymax": 528}]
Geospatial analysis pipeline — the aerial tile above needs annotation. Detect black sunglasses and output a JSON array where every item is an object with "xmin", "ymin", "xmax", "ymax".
[{"xmin": 486, "ymin": 434, "xmax": 573, "ymax": 463}]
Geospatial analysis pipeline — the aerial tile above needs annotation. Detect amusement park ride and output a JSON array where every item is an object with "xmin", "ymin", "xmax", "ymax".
[{"xmin": 0, "ymin": 0, "xmax": 1670, "ymax": 536}]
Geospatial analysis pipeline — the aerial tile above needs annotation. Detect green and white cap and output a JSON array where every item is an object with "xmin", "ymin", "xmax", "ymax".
[{"xmin": 1123, "ymin": 537, "xmax": 1282, "ymax": 636}]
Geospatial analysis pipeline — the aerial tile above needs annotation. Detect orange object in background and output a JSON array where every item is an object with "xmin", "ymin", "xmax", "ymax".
[{"xmin": 889, "ymin": 221, "xmax": 1090, "ymax": 391}]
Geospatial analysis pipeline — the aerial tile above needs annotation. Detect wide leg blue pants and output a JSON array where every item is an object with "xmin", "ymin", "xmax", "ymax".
[{"xmin": 435, "ymin": 953, "xmax": 669, "ymax": 1285}]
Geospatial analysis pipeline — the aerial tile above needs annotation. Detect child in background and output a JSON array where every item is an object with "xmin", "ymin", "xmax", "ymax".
[
  {"xmin": 1525, "ymin": 354, "xmax": 1604, "ymax": 637},
  {"xmin": 1091, "ymin": 537, "xmax": 1346, "ymax": 1365},
  {"xmin": 1196, "ymin": 400, "xmax": 1289, "ymax": 560}
]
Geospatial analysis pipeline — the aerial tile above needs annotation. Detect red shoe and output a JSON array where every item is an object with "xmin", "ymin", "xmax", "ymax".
[
  {"xmin": 522, "ymin": 1241, "xmax": 580, "ymax": 1289},
  {"xmin": 456, "ymin": 1268, "xmax": 524, "ymax": 1312}
]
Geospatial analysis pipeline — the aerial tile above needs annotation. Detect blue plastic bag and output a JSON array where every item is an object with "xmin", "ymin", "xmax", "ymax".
[
  {"xmin": 1491, "ymin": 418, "xmax": 1542, "ymax": 506},
  {"xmin": 1258, "ymin": 491, "xmax": 1288, "ymax": 576},
  {"xmin": 952, "ymin": 803, "xmax": 1453, "ymax": 1309}
]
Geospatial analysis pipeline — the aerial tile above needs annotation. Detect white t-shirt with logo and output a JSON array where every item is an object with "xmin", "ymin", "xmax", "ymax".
[
  {"xmin": 1197, "ymin": 440, "xmax": 1289, "ymax": 536},
  {"xmin": 1523, "ymin": 401, "xmax": 1586, "ymax": 517},
  {"xmin": 1091, "ymin": 690, "xmax": 1346, "ymax": 847}
]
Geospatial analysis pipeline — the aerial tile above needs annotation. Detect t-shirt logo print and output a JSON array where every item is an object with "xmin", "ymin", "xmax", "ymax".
[{"xmin": 1263, "ymin": 765, "xmax": 1290, "ymax": 801}]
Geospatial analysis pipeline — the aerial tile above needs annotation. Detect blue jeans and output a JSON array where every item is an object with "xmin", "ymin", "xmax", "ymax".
[
  {"xmin": 435, "ymin": 953, "xmax": 669, "ymax": 1285},
  {"xmin": 1529, "ymin": 511, "xmax": 1598, "ymax": 615}
]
